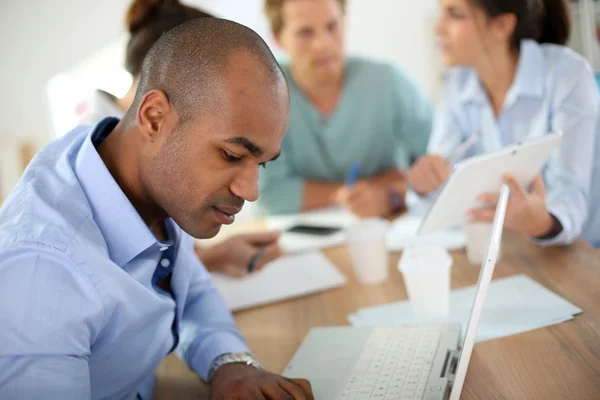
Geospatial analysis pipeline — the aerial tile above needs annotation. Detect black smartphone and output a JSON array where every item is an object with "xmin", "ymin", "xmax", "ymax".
[{"xmin": 286, "ymin": 224, "xmax": 342, "ymax": 236}]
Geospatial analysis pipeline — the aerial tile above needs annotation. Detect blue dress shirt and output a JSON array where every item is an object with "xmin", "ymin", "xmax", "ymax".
[
  {"xmin": 428, "ymin": 40, "xmax": 599, "ymax": 246},
  {"xmin": 0, "ymin": 118, "xmax": 248, "ymax": 399}
]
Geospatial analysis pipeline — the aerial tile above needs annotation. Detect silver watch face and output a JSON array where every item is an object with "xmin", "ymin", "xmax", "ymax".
[
  {"xmin": 224, "ymin": 352, "xmax": 253, "ymax": 363},
  {"xmin": 217, "ymin": 352, "xmax": 261, "ymax": 369},
  {"xmin": 209, "ymin": 352, "xmax": 263, "ymax": 381}
]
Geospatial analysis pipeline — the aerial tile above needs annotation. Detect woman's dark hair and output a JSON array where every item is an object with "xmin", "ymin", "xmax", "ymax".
[
  {"xmin": 125, "ymin": 0, "xmax": 213, "ymax": 77},
  {"xmin": 471, "ymin": 0, "xmax": 571, "ymax": 47}
]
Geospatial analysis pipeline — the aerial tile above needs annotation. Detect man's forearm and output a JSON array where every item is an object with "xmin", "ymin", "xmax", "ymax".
[
  {"xmin": 300, "ymin": 170, "xmax": 408, "ymax": 213},
  {"xmin": 301, "ymin": 180, "xmax": 344, "ymax": 211}
]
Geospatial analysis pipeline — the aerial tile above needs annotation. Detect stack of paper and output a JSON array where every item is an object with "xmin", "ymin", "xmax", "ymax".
[
  {"xmin": 212, "ymin": 251, "xmax": 347, "ymax": 311},
  {"xmin": 386, "ymin": 215, "xmax": 466, "ymax": 251},
  {"xmin": 348, "ymin": 274, "xmax": 581, "ymax": 342}
]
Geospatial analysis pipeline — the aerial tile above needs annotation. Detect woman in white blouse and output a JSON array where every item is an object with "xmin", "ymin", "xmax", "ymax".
[{"xmin": 409, "ymin": 0, "xmax": 599, "ymax": 247}]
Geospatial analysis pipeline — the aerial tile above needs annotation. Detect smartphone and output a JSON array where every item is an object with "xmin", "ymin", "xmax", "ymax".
[{"xmin": 285, "ymin": 224, "xmax": 342, "ymax": 236}]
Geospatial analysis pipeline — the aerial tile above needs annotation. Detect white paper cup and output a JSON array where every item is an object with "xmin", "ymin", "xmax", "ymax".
[
  {"xmin": 347, "ymin": 218, "xmax": 390, "ymax": 284},
  {"xmin": 399, "ymin": 245, "xmax": 453, "ymax": 318},
  {"xmin": 464, "ymin": 222, "xmax": 501, "ymax": 266}
]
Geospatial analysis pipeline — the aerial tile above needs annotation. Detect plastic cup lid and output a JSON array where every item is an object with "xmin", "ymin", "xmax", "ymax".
[
  {"xmin": 398, "ymin": 245, "xmax": 453, "ymax": 273},
  {"xmin": 348, "ymin": 218, "xmax": 390, "ymax": 243}
]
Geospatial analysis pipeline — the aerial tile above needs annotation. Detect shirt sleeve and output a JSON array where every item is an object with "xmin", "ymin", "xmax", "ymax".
[
  {"xmin": 0, "ymin": 246, "xmax": 104, "ymax": 399},
  {"xmin": 257, "ymin": 138, "xmax": 304, "ymax": 215},
  {"xmin": 390, "ymin": 65, "xmax": 434, "ymax": 165},
  {"xmin": 532, "ymin": 62, "xmax": 598, "ymax": 246},
  {"xmin": 174, "ymin": 236, "xmax": 249, "ymax": 381},
  {"xmin": 406, "ymin": 78, "xmax": 466, "ymax": 210}
]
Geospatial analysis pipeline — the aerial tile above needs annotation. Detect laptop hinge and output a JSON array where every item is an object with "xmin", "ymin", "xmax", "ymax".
[{"xmin": 441, "ymin": 350, "xmax": 460, "ymax": 385}]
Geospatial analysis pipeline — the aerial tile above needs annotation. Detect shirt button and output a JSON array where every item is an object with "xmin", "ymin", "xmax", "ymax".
[{"xmin": 160, "ymin": 259, "xmax": 171, "ymax": 268}]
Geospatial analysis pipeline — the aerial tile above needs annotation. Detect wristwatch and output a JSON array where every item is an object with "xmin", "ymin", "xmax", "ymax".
[{"xmin": 207, "ymin": 352, "xmax": 264, "ymax": 381}]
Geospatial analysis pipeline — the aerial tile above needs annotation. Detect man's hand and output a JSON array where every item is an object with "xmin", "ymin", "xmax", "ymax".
[
  {"xmin": 210, "ymin": 363, "xmax": 314, "ymax": 400},
  {"xmin": 336, "ymin": 181, "xmax": 390, "ymax": 217},
  {"xmin": 370, "ymin": 169, "xmax": 406, "ymax": 186},
  {"xmin": 407, "ymin": 155, "xmax": 451, "ymax": 195},
  {"xmin": 195, "ymin": 232, "xmax": 282, "ymax": 278},
  {"xmin": 468, "ymin": 174, "xmax": 555, "ymax": 238}
]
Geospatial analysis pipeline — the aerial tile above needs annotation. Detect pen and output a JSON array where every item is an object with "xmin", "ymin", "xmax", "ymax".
[
  {"xmin": 247, "ymin": 245, "xmax": 267, "ymax": 273},
  {"xmin": 345, "ymin": 162, "xmax": 361, "ymax": 186},
  {"xmin": 448, "ymin": 134, "xmax": 478, "ymax": 164}
]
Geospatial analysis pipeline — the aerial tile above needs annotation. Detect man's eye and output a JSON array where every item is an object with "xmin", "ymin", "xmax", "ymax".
[{"xmin": 222, "ymin": 150, "xmax": 242, "ymax": 163}]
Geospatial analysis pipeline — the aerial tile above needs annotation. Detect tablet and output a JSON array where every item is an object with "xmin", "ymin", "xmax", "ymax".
[{"xmin": 418, "ymin": 132, "xmax": 562, "ymax": 235}]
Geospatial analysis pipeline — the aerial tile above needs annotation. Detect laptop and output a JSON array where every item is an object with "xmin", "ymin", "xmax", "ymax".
[{"xmin": 283, "ymin": 185, "xmax": 510, "ymax": 400}]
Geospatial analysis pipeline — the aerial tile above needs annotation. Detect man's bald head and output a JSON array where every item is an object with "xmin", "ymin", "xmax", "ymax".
[
  {"xmin": 125, "ymin": 18, "xmax": 286, "ymax": 125},
  {"xmin": 115, "ymin": 17, "xmax": 289, "ymax": 240}
]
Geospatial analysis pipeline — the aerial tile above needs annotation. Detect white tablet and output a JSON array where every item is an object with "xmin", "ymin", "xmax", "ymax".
[{"xmin": 418, "ymin": 132, "xmax": 562, "ymax": 235}]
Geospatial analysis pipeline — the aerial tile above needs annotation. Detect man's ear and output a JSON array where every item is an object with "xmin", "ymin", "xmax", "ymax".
[
  {"xmin": 273, "ymin": 30, "xmax": 284, "ymax": 49},
  {"xmin": 136, "ymin": 89, "xmax": 174, "ymax": 143}
]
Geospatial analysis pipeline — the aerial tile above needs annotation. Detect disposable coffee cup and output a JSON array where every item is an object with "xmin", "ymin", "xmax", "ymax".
[
  {"xmin": 464, "ymin": 222, "xmax": 501, "ymax": 266},
  {"xmin": 347, "ymin": 218, "xmax": 390, "ymax": 285},
  {"xmin": 399, "ymin": 245, "xmax": 453, "ymax": 318}
]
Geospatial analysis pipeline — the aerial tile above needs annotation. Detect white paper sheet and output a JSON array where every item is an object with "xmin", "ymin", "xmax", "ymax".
[
  {"xmin": 348, "ymin": 274, "xmax": 582, "ymax": 342},
  {"xmin": 386, "ymin": 215, "xmax": 466, "ymax": 251},
  {"xmin": 212, "ymin": 251, "xmax": 347, "ymax": 311}
]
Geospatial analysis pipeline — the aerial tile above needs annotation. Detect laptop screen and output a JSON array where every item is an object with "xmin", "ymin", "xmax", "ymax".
[{"xmin": 449, "ymin": 184, "xmax": 510, "ymax": 400}]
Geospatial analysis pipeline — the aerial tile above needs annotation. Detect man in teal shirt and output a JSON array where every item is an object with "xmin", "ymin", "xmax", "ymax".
[{"xmin": 260, "ymin": 0, "xmax": 433, "ymax": 216}]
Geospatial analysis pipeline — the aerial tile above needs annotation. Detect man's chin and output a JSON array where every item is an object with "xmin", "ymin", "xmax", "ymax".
[{"xmin": 183, "ymin": 220, "xmax": 222, "ymax": 240}]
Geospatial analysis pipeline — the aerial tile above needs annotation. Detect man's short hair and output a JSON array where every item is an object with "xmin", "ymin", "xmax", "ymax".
[
  {"xmin": 264, "ymin": 0, "xmax": 346, "ymax": 35},
  {"xmin": 126, "ymin": 18, "xmax": 285, "ymax": 126}
]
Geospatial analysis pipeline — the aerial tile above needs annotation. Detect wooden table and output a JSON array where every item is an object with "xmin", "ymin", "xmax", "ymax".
[{"xmin": 155, "ymin": 232, "xmax": 600, "ymax": 399}]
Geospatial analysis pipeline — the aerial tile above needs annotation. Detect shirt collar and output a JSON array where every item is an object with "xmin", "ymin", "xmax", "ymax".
[
  {"xmin": 74, "ymin": 117, "xmax": 174, "ymax": 267},
  {"xmin": 458, "ymin": 70, "xmax": 486, "ymax": 105},
  {"xmin": 507, "ymin": 40, "xmax": 544, "ymax": 101},
  {"xmin": 459, "ymin": 40, "xmax": 544, "ymax": 106}
]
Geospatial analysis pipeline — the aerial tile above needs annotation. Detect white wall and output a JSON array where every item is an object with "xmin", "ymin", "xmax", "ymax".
[
  {"xmin": 0, "ymin": 0, "xmax": 441, "ymax": 145},
  {"xmin": 0, "ymin": 0, "xmax": 132, "ymax": 144},
  {"xmin": 346, "ymin": 0, "xmax": 442, "ymax": 100}
]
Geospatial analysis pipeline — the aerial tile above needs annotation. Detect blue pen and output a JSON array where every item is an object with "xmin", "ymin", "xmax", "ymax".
[{"xmin": 345, "ymin": 162, "xmax": 361, "ymax": 186}]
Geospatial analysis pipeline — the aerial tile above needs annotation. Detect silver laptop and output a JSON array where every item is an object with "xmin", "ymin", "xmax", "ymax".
[{"xmin": 284, "ymin": 185, "xmax": 510, "ymax": 400}]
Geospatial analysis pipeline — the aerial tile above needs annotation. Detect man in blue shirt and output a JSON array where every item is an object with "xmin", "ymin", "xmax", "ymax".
[{"xmin": 0, "ymin": 19, "xmax": 312, "ymax": 400}]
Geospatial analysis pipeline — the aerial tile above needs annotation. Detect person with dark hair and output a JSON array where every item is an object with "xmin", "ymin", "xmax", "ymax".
[
  {"xmin": 407, "ymin": 0, "xmax": 599, "ymax": 247},
  {"xmin": 259, "ymin": 0, "xmax": 434, "ymax": 218},
  {"xmin": 0, "ymin": 18, "xmax": 313, "ymax": 400},
  {"xmin": 79, "ymin": 0, "xmax": 283, "ymax": 278}
]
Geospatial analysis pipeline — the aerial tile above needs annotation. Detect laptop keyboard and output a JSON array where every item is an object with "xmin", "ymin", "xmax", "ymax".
[{"xmin": 340, "ymin": 326, "xmax": 442, "ymax": 400}]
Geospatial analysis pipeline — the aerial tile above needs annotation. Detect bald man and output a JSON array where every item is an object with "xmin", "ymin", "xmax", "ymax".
[{"xmin": 0, "ymin": 19, "xmax": 312, "ymax": 400}]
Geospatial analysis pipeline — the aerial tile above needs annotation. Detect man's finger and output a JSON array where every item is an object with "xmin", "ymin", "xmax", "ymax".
[
  {"xmin": 529, "ymin": 174, "xmax": 546, "ymax": 197},
  {"xmin": 222, "ymin": 264, "xmax": 248, "ymax": 278},
  {"xmin": 346, "ymin": 184, "xmax": 372, "ymax": 203},
  {"xmin": 253, "ymin": 244, "xmax": 283, "ymax": 272},
  {"xmin": 282, "ymin": 378, "xmax": 314, "ymax": 400},
  {"xmin": 503, "ymin": 174, "xmax": 527, "ymax": 201},
  {"xmin": 258, "ymin": 381, "xmax": 292, "ymax": 400},
  {"xmin": 243, "ymin": 231, "xmax": 281, "ymax": 246}
]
